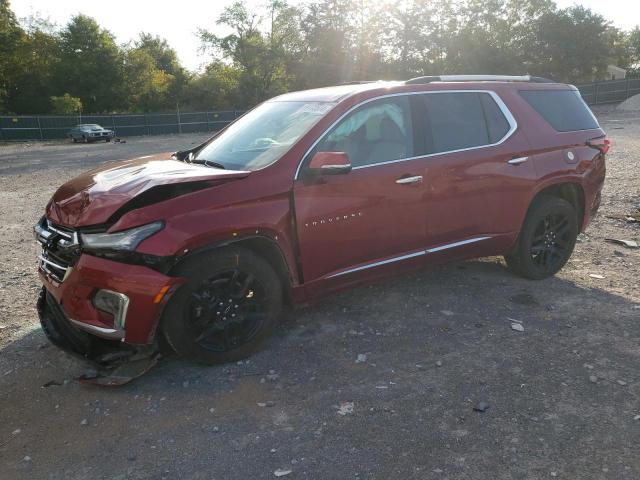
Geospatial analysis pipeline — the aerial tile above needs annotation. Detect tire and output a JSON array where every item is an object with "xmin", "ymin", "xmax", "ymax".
[
  {"xmin": 161, "ymin": 247, "xmax": 283, "ymax": 365},
  {"xmin": 105, "ymin": 138, "xmax": 111, "ymax": 142},
  {"xmin": 72, "ymin": 138, "xmax": 78, "ymax": 143},
  {"xmin": 82, "ymin": 135, "xmax": 88, "ymax": 143},
  {"xmin": 505, "ymin": 196, "xmax": 579, "ymax": 280}
]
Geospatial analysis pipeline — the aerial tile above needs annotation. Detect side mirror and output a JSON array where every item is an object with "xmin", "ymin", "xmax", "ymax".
[{"xmin": 306, "ymin": 151, "xmax": 352, "ymax": 175}]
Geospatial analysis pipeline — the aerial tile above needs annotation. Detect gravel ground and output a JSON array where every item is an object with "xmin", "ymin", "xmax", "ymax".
[{"xmin": 0, "ymin": 111, "xmax": 638, "ymax": 480}]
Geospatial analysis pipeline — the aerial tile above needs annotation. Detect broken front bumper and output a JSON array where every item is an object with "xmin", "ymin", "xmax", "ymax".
[
  {"xmin": 37, "ymin": 287, "xmax": 160, "ymax": 386},
  {"xmin": 38, "ymin": 253, "xmax": 183, "ymax": 345}
]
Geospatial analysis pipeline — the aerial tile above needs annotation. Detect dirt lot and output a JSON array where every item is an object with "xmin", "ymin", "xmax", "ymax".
[{"xmin": 0, "ymin": 110, "xmax": 638, "ymax": 480}]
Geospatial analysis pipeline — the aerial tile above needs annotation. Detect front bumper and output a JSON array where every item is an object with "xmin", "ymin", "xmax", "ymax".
[
  {"xmin": 37, "ymin": 287, "xmax": 162, "ymax": 385},
  {"xmin": 90, "ymin": 131, "xmax": 115, "ymax": 138},
  {"xmin": 39, "ymin": 253, "xmax": 184, "ymax": 345}
]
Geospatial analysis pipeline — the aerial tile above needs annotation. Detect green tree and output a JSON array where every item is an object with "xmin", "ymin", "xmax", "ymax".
[
  {"xmin": 6, "ymin": 16, "xmax": 61, "ymax": 113},
  {"xmin": 123, "ymin": 48, "xmax": 172, "ymax": 111},
  {"xmin": 134, "ymin": 33, "xmax": 190, "ymax": 108},
  {"xmin": 530, "ymin": 6, "xmax": 612, "ymax": 82},
  {"xmin": 54, "ymin": 15, "xmax": 124, "ymax": 112},
  {"xmin": 50, "ymin": 93, "xmax": 82, "ymax": 114},
  {"xmin": 199, "ymin": 0, "xmax": 303, "ymax": 106},
  {"xmin": 182, "ymin": 62, "xmax": 241, "ymax": 111},
  {"xmin": 0, "ymin": 0, "xmax": 24, "ymax": 113},
  {"xmin": 626, "ymin": 27, "xmax": 640, "ymax": 77}
]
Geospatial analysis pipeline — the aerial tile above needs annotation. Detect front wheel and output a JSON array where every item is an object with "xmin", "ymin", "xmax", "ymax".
[
  {"xmin": 161, "ymin": 247, "xmax": 283, "ymax": 365},
  {"xmin": 505, "ymin": 196, "xmax": 579, "ymax": 280}
]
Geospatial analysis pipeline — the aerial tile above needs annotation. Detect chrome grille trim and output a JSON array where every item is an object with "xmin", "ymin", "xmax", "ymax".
[{"xmin": 35, "ymin": 219, "xmax": 78, "ymax": 284}]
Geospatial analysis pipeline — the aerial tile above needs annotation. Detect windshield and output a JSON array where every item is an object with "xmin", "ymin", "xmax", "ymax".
[{"xmin": 194, "ymin": 101, "xmax": 334, "ymax": 171}]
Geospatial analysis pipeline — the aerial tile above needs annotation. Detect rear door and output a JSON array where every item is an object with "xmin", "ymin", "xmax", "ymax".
[
  {"xmin": 414, "ymin": 91, "xmax": 536, "ymax": 249},
  {"xmin": 293, "ymin": 95, "xmax": 428, "ymax": 282}
]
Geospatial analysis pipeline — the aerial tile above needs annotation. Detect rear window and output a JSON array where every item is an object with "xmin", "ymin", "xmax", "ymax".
[
  {"xmin": 419, "ymin": 92, "xmax": 512, "ymax": 154},
  {"xmin": 519, "ymin": 90, "xmax": 599, "ymax": 132}
]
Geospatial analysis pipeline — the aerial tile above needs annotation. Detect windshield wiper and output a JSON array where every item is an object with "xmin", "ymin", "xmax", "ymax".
[{"xmin": 193, "ymin": 159, "xmax": 226, "ymax": 169}]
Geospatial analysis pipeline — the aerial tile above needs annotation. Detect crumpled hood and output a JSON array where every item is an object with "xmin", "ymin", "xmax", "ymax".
[{"xmin": 46, "ymin": 153, "xmax": 250, "ymax": 227}]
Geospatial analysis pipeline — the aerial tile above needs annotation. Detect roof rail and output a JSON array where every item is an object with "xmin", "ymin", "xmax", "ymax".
[
  {"xmin": 340, "ymin": 80, "xmax": 381, "ymax": 85},
  {"xmin": 405, "ymin": 75, "xmax": 555, "ymax": 84}
]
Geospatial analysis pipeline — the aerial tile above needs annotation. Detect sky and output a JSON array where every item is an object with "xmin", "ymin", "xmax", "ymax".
[{"xmin": 10, "ymin": 0, "xmax": 640, "ymax": 72}]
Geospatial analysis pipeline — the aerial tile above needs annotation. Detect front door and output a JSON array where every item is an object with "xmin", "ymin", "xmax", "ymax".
[{"xmin": 293, "ymin": 95, "xmax": 427, "ymax": 282}]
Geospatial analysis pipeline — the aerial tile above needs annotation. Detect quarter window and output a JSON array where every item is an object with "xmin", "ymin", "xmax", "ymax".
[
  {"xmin": 314, "ymin": 96, "xmax": 413, "ymax": 168},
  {"xmin": 519, "ymin": 89, "xmax": 599, "ymax": 132},
  {"xmin": 419, "ymin": 92, "xmax": 511, "ymax": 154},
  {"xmin": 480, "ymin": 93, "xmax": 511, "ymax": 143}
]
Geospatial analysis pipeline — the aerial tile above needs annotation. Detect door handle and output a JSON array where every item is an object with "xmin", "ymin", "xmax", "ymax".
[
  {"xmin": 395, "ymin": 175, "xmax": 423, "ymax": 185},
  {"xmin": 508, "ymin": 156, "xmax": 528, "ymax": 165}
]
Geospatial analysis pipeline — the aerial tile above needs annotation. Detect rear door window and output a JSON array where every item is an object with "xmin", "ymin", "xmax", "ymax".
[
  {"xmin": 418, "ymin": 92, "xmax": 512, "ymax": 154},
  {"xmin": 519, "ymin": 89, "xmax": 599, "ymax": 132},
  {"xmin": 480, "ymin": 94, "xmax": 511, "ymax": 143}
]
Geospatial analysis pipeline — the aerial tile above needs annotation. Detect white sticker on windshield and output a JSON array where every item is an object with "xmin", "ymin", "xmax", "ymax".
[{"xmin": 298, "ymin": 103, "xmax": 334, "ymax": 115}]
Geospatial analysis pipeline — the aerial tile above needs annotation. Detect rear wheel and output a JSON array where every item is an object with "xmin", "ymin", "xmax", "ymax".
[
  {"xmin": 161, "ymin": 247, "xmax": 283, "ymax": 365},
  {"xmin": 505, "ymin": 196, "xmax": 578, "ymax": 280}
]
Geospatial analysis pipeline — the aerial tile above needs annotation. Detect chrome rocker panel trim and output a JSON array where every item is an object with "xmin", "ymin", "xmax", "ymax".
[{"xmin": 326, "ymin": 236, "xmax": 491, "ymax": 279}]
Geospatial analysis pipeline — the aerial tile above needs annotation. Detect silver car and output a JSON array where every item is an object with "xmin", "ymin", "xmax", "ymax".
[{"xmin": 68, "ymin": 124, "xmax": 115, "ymax": 143}]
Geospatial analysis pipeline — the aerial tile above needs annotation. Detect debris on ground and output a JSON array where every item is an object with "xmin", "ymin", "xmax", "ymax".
[
  {"xmin": 589, "ymin": 274, "xmax": 606, "ymax": 279},
  {"xmin": 337, "ymin": 402, "xmax": 354, "ymax": 416},
  {"xmin": 435, "ymin": 360, "xmax": 443, "ymax": 367},
  {"xmin": 473, "ymin": 401, "xmax": 490, "ymax": 412},
  {"xmin": 605, "ymin": 238, "xmax": 639, "ymax": 248},
  {"xmin": 355, "ymin": 353, "xmax": 368, "ymax": 363},
  {"xmin": 510, "ymin": 322, "xmax": 525, "ymax": 332},
  {"xmin": 589, "ymin": 375, "xmax": 598, "ymax": 383},
  {"xmin": 274, "ymin": 469, "xmax": 292, "ymax": 477},
  {"xmin": 606, "ymin": 212, "xmax": 640, "ymax": 223},
  {"xmin": 41, "ymin": 380, "xmax": 62, "ymax": 388}
]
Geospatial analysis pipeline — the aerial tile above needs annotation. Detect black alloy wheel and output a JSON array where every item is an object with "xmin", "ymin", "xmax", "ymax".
[
  {"xmin": 161, "ymin": 247, "xmax": 283, "ymax": 364},
  {"xmin": 505, "ymin": 196, "xmax": 578, "ymax": 280},
  {"xmin": 528, "ymin": 211, "xmax": 573, "ymax": 274},
  {"xmin": 186, "ymin": 269, "xmax": 268, "ymax": 352}
]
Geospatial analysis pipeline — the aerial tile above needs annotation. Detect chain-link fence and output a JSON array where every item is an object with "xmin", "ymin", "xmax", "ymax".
[
  {"xmin": 575, "ymin": 78, "xmax": 640, "ymax": 105},
  {"xmin": 0, "ymin": 110, "xmax": 245, "ymax": 141},
  {"xmin": 2, "ymin": 79, "xmax": 639, "ymax": 141}
]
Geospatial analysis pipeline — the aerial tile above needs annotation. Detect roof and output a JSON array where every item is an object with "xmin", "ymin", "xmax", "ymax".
[
  {"xmin": 270, "ymin": 82, "xmax": 402, "ymax": 103},
  {"xmin": 270, "ymin": 76, "xmax": 569, "ymax": 103}
]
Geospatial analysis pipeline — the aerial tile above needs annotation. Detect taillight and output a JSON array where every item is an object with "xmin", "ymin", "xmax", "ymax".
[{"xmin": 587, "ymin": 137, "xmax": 611, "ymax": 155}]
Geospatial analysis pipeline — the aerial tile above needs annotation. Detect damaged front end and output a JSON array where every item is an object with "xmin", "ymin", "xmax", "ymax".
[{"xmin": 37, "ymin": 287, "xmax": 160, "ymax": 386}]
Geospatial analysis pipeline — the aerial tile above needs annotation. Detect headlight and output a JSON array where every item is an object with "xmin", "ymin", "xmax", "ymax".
[{"xmin": 81, "ymin": 221, "xmax": 163, "ymax": 252}]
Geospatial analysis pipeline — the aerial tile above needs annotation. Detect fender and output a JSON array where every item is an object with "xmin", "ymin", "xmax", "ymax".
[{"xmin": 169, "ymin": 232, "xmax": 300, "ymax": 287}]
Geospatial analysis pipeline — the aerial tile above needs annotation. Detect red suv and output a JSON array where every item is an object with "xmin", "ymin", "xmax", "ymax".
[{"xmin": 36, "ymin": 75, "xmax": 608, "ymax": 371}]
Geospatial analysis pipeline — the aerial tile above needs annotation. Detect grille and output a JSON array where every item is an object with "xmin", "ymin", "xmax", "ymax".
[{"xmin": 35, "ymin": 219, "xmax": 79, "ymax": 283}]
